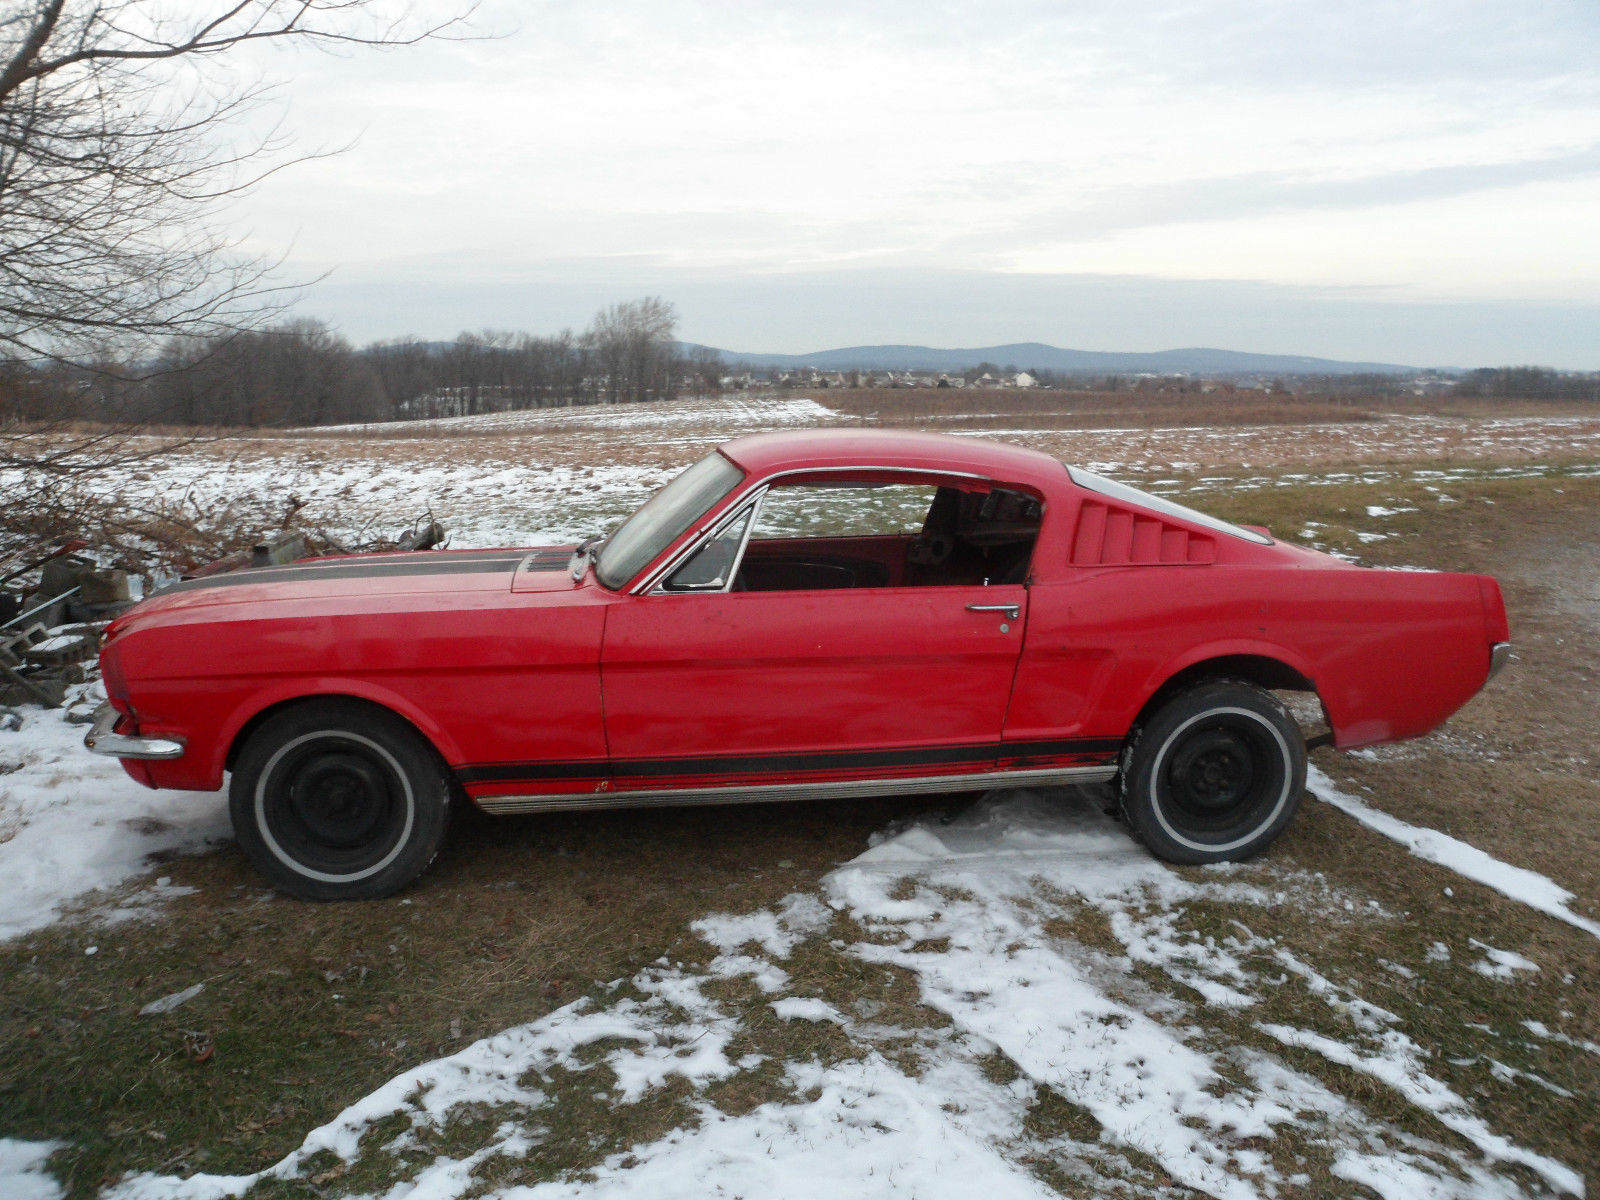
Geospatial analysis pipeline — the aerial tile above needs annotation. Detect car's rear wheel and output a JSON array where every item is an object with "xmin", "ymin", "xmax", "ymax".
[
  {"xmin": 1119, "ymin": 681, "xmax": 1305, "ymax": 864},
  {"xmin": 229, "ymin": 699, "xmax": 450, "ymax": 900}
]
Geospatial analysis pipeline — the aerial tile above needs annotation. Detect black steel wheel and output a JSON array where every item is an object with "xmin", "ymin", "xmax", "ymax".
[
  {"xmin": 229, "ymin": 699, "xmax": 450, "ymax": 900},
  {"xmin": 1119, "ymin": 681, "xmax": 1305, "ymax": 864}
]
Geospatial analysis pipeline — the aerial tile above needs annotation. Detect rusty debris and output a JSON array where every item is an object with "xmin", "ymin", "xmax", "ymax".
[{"xmin": 0, "ymin": 516, "xmax": 447, "ymax": 711}]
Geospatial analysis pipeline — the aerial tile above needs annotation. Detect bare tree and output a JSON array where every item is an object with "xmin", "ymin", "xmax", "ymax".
[
  {"xmin": 0, "ymin": 1, "xmax": 473, "ymax": 484},
  {"xmin": 1, "ymin": 1, "xmax": 473, "ymax": 366},
  {"xmin": 688, "ymin": 344, "xmax": 724, "ymax": 395},
  {"xmin": 584, "ymin": 297, "xmax": 677, "ymax": 405},
  {"xmin": 365, "ymin": 336, "xmax": 438, "ymax": 419},
  {"xmin": 150, "ymin": 319, "xmax": 382, "ymax": 427}
]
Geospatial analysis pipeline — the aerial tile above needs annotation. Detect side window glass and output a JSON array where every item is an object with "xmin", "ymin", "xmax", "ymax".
[
  {"xmin": 736, "ymin": 480, "xmax": 1041, "ymax": 592},
  {"xmin": 750, "ymin": 484, "xmax": 938, "ymax": 540},
  {"xmin": 662, "ymin": 508, "xmax": 752, "ymax": 592}
]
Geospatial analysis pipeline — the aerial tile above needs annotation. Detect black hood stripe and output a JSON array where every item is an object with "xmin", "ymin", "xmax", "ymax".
[
  {"xmin": 284, "ymin": 551, "xmax": 527, "ymax": 569},
  {"xmin": 157, "ymin": 549, "xmax": 563, "ymax": 595}
]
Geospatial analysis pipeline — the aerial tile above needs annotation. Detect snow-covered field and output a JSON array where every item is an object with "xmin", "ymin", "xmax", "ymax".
[
  {"xmin": 26, "ymin": 397, "xmax": 1600, "ymax": 572},
  {"xmin": 3, "ymin": 394, "xmax": 1597, "ymax": 1198},
  {"xmin": 306, "ymin": 394, "xmax": 840, "ymax": 437}
]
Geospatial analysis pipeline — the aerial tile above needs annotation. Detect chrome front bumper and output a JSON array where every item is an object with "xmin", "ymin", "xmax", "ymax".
[
  {"xmin": 1488, "ymin": 642, "xmax": 1512, "ymax": 680},
  {"xmin": 83, "ymin": 702, "xmax": 187, "ymax": 760}
]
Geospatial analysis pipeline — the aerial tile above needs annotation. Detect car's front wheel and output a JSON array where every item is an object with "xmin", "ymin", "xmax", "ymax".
[
  {"xmin": 229, "ymin": 699, "xmax": 451, "ymax": 900},
  {"xmin": 1119, "ymin": 681, "xmax": 1305, "ymax": 864}
]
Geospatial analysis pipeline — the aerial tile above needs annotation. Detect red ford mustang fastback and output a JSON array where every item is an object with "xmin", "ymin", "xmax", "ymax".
[{"xmin": 86, "ymin": 429, "xmax": 1510, "ymax": 899}]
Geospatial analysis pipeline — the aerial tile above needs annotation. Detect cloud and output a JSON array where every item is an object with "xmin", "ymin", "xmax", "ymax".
[
  {"xmin": 218, "ymin": 0, "xmax": 1600, "ymax": 360},
  {"xmin": 962, "ymin": 146, "xmax": 1600, "ymax": 245}
]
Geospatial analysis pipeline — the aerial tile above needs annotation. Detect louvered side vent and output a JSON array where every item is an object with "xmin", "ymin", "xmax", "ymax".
[{"xmin": 1070, "ymin": 501, "xmax": 1215, "ymax": 566}]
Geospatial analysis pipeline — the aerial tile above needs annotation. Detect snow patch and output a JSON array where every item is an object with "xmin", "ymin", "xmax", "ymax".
[
  {"xmin": 692, "ymin": 892, "xmax": 831, "ymax": 994},
  {"xmin": 503, "ymin": 1055, "xmax": 1055, "ymax": 1200},
  {"xmin": 107, "ymin": 966, "xmax": 748, "ymax": 1199},
  {"xmin": 0, "ymin": 1140, "xmax": 63, "ymax": 1200},
  {"xmin": 823, "ymin": 789, "xmax": 1572, "ymax": 1200},
  {"xmin": 1257, "ymin": 1024, "xmax": 1580, "ymax": 1195},
  {"xmin": 307, "ymin": 394, "xmax": 838, "ymax": 436},
  {"xmin": 692, "ymin": 892, "xmax": 831, "ymax": 960},
  {"xmin": 1467, "ymin": 939, "xmax": 1540, "ymax": 980},
  {"xmin": 770, "ymin": 997, "xmax": 847, "ymax": 1024},
  {"xmin": 0, "ymin": 689, "xmax": 231, "ymax": 942},
  {"xmin": 1308, "ymin": 766, "xmax": 1600, "ymax": 941},
  {"xmin": 138, "ymin": 983, "xmax": 205, "ymax": 1016},
  {"xmin": 1522, "ymin": 1021, "xmax": 1600, "ymax": 1057},
  {"xmin": 1365, "ymin": 505, "xmax": 1417, "ymax": 518}
]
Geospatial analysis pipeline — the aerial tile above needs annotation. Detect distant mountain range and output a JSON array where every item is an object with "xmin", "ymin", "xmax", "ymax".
[{"xmin": 681, "ymin": 341, "xmax": 1419, "ymax": 377}]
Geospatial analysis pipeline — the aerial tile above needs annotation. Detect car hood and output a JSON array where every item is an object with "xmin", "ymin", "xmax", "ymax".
[{"xmin": 120, "ymin": 546, "xmax": 579, "ymax": 622}]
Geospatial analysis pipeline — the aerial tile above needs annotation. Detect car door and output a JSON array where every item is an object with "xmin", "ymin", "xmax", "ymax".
[{"xmin": 599, "ymin": 479, "xmax": 1031, "ymax": 794}]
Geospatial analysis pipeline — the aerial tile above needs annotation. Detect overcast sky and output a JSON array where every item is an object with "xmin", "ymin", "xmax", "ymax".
[{"xmin": 234, "ymin": 0, "xmax": 1600, "ymax": 366}]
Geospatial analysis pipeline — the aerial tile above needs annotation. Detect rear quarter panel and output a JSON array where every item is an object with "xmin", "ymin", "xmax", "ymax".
[{"xmin": 1011, "ymin": 563, "xmax": 1492, "ymax": 749}]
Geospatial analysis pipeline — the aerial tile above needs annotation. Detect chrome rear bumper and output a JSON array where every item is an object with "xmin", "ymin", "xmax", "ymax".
[
  {"xmin": 83, "ymin": 702, "xmax": 186, "ymax": 760},
  {"xmin": 1488, "ymin": 642, "xmax": 1512, "ymax": 680}
]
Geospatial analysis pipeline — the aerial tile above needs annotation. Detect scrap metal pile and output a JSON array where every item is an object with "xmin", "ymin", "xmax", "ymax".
[{"xmin": 0, "ymin": 543, "xmax": 127, "ymax": 709}]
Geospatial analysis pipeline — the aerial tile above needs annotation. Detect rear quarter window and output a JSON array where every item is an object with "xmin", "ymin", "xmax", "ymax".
[{"xmin": 1066, "ymin": 465, "xmax": 1272, "ymax": 546}]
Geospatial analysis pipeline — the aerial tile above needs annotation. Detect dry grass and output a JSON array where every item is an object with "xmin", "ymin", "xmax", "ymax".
[
  {"xmin": 777, "ymin": 386, "xmax": 1599, "ymax": 427},
  {"xmin": 820, "ymin": 386, "xmax": 1379, "ymax": 427}
]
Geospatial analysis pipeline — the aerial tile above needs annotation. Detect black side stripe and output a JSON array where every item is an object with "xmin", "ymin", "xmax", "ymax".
[{"xmin": 454, "ymin": 737, "xmax": 1123, "ymax": 785}]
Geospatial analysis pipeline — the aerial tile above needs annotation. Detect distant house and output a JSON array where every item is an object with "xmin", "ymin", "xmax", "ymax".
[{"xmin": 1012, "ymin": 372, "xmax": 1037, "ymax": 389}]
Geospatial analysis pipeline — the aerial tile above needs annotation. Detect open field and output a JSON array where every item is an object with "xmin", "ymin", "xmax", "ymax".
[
  {"xmin": 2, "ymin": 393, "xmax": 1598, "ymax": 1199},
  {"xmin": 9, "ymin": 390, "xmax": 1600, "ymax": 578}
]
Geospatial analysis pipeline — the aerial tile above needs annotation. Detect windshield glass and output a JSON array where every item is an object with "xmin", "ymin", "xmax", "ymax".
[
  {"xmin": 1065, "ymin": 465, "xmax": 1273, "ymax": 545},
  {"xmin": 595, "ymin": 452, "xmax": 745, "ymax": 589}
]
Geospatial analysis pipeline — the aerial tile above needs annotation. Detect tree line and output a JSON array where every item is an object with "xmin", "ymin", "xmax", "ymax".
[
  {"xmin": 1454, "ymin": 367, "xmax": 1600, "ymax": 402},
  {"xmin": 0, "ymin": 297, "xmax": 724, "ymax": 429}
]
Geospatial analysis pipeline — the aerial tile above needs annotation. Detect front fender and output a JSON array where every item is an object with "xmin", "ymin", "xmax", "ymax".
[
  {"xmin": 142, "ymin": 677, "xmax": 469, "ymax": 793},
  {"xmin": 216, "ymin": 678, "xmax": 468, "ymax": 785}
]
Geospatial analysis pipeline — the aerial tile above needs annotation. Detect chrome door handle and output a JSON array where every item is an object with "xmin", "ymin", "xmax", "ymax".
[{"xmin": 965, "ymin": 603, "xmax": 1020, "ymax": 619}]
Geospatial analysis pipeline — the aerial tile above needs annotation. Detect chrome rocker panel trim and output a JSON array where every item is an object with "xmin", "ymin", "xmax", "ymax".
[
  {"xmin": 474, "ymin": 763, "xmax": 1118, "ymax": 815},
  {"xmin": 83, "ymin": 702, "xmax": 187, "ymax": 760}
]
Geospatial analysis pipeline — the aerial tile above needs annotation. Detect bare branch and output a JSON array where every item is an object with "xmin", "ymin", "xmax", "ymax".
[{"xmin": 0, "ymin": 0, "xmax": 479, "ymax": 495}]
